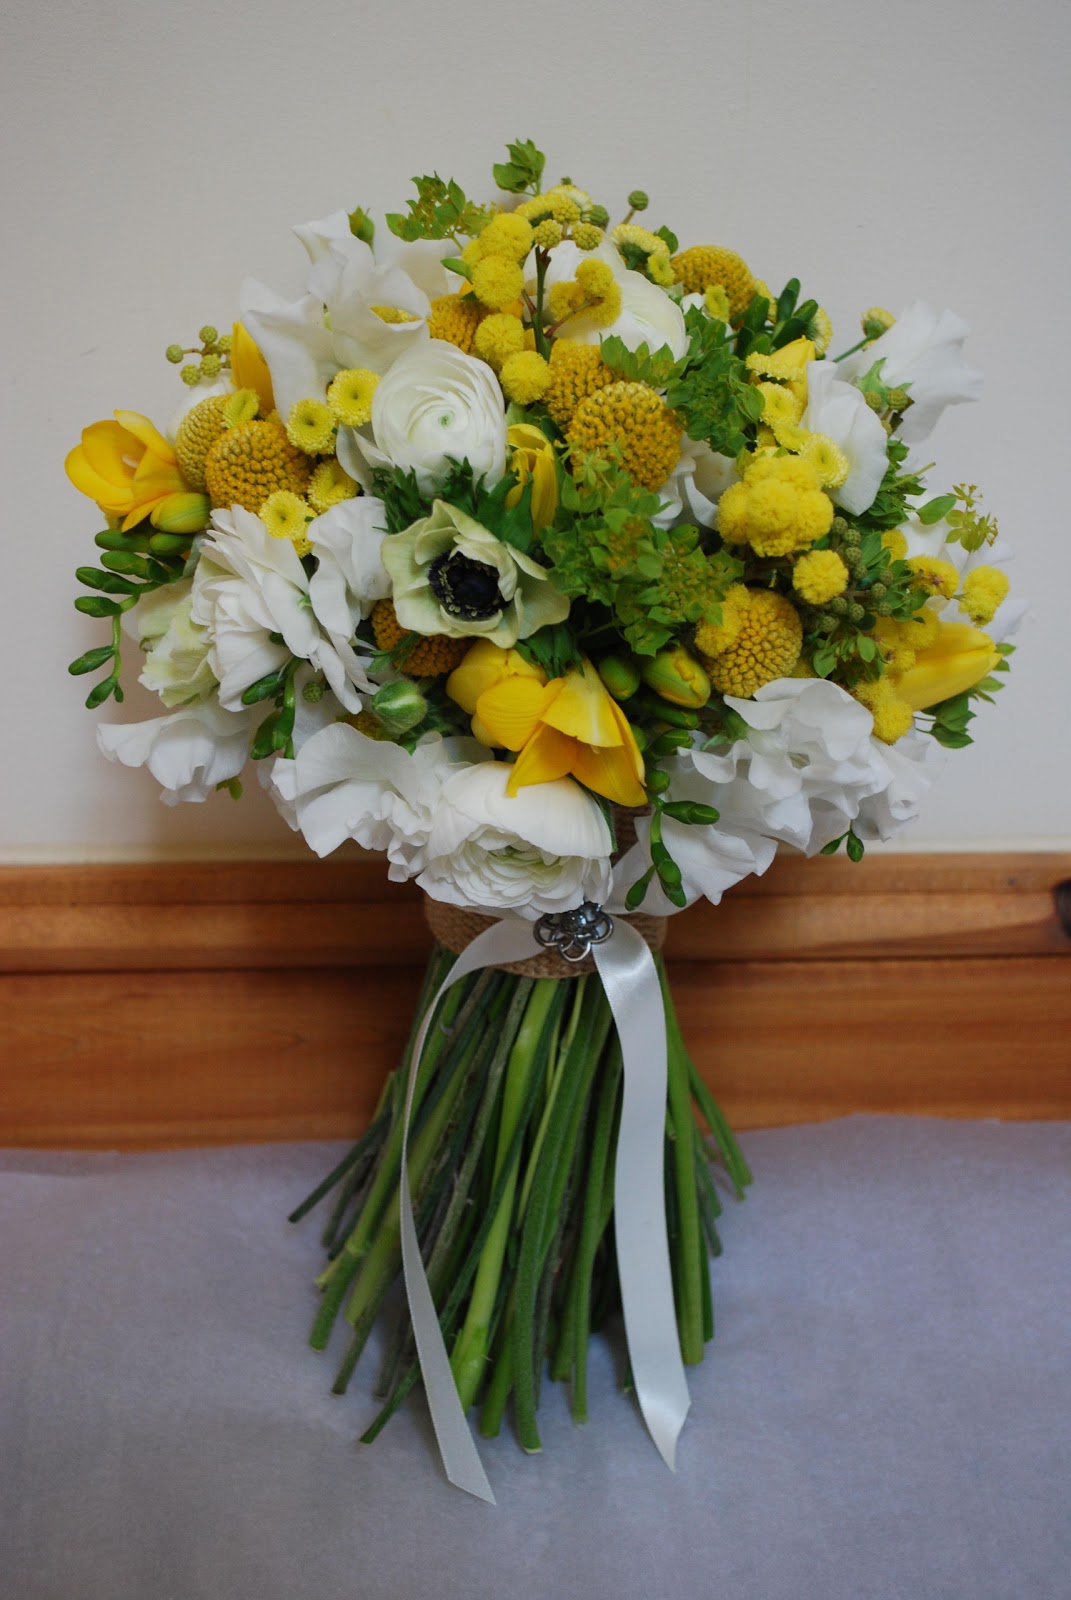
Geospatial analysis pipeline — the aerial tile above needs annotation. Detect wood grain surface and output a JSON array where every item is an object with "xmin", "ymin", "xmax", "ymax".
[{"xmin": 2, "ymin": 854, "xmax": 1069, "ymax": 1146}]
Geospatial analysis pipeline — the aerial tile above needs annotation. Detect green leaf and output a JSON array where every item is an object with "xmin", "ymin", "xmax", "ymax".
[
  {"xmin": 68, "ymin": 644, "xmax": 115, "ymax": 676},
  {"xmin": 820, "ymin": 835, "xmax": 845, "ymax": 856},
  {"xmin": 74, "ymin": 595, "xmax": 121, "ymax": 618},
  {"xmin": 917, "ymin": 493, "xmax": 957, "ymax": 525},
  {"xmin": 440, "ymin": 257, "xmax": 472, "ymax": 281},
  {"xmin": 599, "ymin": 335, "xmax": 679, "ymax": 387},
  {"xmin": 655, "ymin": 225, "xmax": 678, "ymax": 255},
  {"xmin": 492, "ymin": 139, "xmax": 545, "ymax": 195},
  {"xmin": 846, "ymin": 831, "xmax": 865, "ymax": 863}
]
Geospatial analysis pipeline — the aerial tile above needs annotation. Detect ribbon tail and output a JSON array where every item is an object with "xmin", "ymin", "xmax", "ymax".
[
  {"xmin": 595, "ymin": 924, "xmax": 691, "ymax": 1471},
  {"xmin": 398, "ymin": 915, "xmax": 540, "ymax": 1505}
]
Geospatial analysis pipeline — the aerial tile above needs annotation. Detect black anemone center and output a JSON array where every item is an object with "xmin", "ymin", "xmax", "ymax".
[{"xmin": 427, "ymin": 551, "xmax": 505, "ymax": 621}]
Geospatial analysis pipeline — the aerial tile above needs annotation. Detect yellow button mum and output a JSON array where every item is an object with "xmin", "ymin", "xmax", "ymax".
[
  {"xmin": 695, "ymin": 586, "xmax": 803, "ymax": 697},
  {"xmin": 567, "ymin": 381, "xmax": 682, "ymax": 491},
  {"xmin": 671, "ymin": 245, "xmax": 755, "ymax": 318},
  {"xmin": 475, "ymin": 656, "xmax": 646, "ymax": 807},
  {"xmin": 204, "ymin": 416, "xmax": 311, "ymax": 512}
]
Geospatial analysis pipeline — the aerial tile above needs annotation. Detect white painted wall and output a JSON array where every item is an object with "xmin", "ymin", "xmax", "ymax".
[{"xmin": 3, "ymin": 0, "xmax": 1068, "ymax": 859}]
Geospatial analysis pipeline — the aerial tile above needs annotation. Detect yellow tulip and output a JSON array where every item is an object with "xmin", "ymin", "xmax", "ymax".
[
  {"xmin": 476, "ymin": 656, "xmax": 647, "ymax": 807},
  {"xmin": 446, "ymin": 640, "xmax": 547, "ymax": 744},
  {"xmin": 65, "ymin": 411, "xmax": 209, "ymax": 533},
  {"xmin": 895, "ymin": 622, "xmax": 1000, "ymax": 711},
  {"xmin": 506, "ymin": 422, "xmax": 558, "ymax": 533},
  {"xmin": 230, "ymin": 321, "xmax": 275, "ymax": 416}
]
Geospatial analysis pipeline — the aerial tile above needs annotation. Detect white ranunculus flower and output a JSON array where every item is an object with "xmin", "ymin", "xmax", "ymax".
[
  {"xmin": 339, "ymin": 340, "xmax": 508, "ymax": 496},
  {"xmin": 271, "ymin": 726, "xmax": 485, "ymax": 871},
  {"xmin": 97, "ymin": 703, "xmax": 251, "ymax": 806},
  {"xmin": 130, "ymin": 579, "xmax": 216, "ymax": 707},
  {"xmin": 838, "ymin": 301, "xmax": 983, "ymax": 444},
  {"xmin": 802, "ymin": 360, "xmax": 889, "ymax": 516},
  {"xmin": 418, "ymin": 763, "xmax": 613, "ymax": 919},
  {"xmin": 192, "ymin": 507, "xmax": 373, "ymax": 714},
  {"xmin": 538, "ymin": 242, "xmax": 689, "ymax": 363},
  {"xmin": 240, "ymin": 211, "xmax": 441, "ymax": 419}
]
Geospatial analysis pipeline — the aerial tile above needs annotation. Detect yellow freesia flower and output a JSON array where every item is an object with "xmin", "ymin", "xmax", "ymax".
[
  {"xmin": 476, "ymin": 655, "xmax": 646, "ymax": 807},
  {"xmin": 446, "ymin": 639, "xmax": 547, "ymax": 745},
  {"xmin": 230, "ymin": 321, "xmax": 275, "ymax": 416},
  {"xmin": 506, "ymin": 423, "xmax": 558, "ymax": 534},
  {"xmin": 894, "ymin": 621, "xmax": 1000, "ymax": 711},
  {"xmin": 65, "ymin": 411, "xmax": 209, "ymax": 533}
]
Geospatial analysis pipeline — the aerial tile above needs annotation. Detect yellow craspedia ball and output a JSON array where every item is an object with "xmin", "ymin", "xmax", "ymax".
[
  {"xmin": 471, "ymin": 255, "xmax": 526, "ymax": 311},
  {"xmin": 499, "ymin": 350, "xmax": 551, "ymax": 405},
  {"xmin": 175, "ymin": 395, "xmax": 231, "ymax": 491},
  {"xmin": 427, "ymin": 294, "xmax": 486, "ymax": 355},
  {"xmin": 567, "ymin": 381, "xmax": 682, "ymax": 491},
  {"xmin": 959, "ymin": 565, "xmax": 1009, "ymax": 626},
  {"xmin": 907, "ymin": 556, "xmax": 960, "ymax": 599},
  {"xmin": 474, "ymin": 312, "xmax": 527, "ymax": 372},
  {"xmin": 370, "ymin": 599, "xmax": 468, "ymax": 676},
  {"xmin": 793, "ymin": 549, "xmax": 850, "ymax": 606},
  {"xmin": 544, "ymin": 339, "xmax": 616, "ymax": 429},
  {"xmin": 671, "ymin": 245, "xmax": 756, "ymax": 318},
  {"xmin": 204, "ymin": 416, "xmax": 311, "ymax": 512},
  {"xmin": 695, "ymin": 587, "xmax": 803, "ymax": 697}
]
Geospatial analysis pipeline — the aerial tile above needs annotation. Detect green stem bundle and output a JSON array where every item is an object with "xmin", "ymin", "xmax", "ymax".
[{"xmin": 291, "ymin": 941, "xmax": 751, "ymax": 1450}]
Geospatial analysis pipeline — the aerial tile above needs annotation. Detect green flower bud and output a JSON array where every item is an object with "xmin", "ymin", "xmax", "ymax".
[
  {"xmin": 589, "ymin": 204, "xmax": 610, "ymax": 229},
  {"xmin": 869, "ymin": 583, "xmax": 888, "ymax": 601},
  {"xmin": 200, "ymin": 354, "xmax": 222, "ymax": 379},
  {"xmin": 886, "ymin": 387, "xmax": 910, "ymax": 412},
  {"xmin": 198, "ymin": 325, "xmax": 219, "ymax": 346},
  {"xmin": 302, "ymin": 681, "xmax": 325, "ymax": 703},
  {"xmin": 640, "ymin": 644, "xmax": 711, "ymax": 708},
  {"xmin": 647, "ymin": 728, "xmax": 693, "ymax": 759},
  {"xmin": 216, "ymin": 333, "xmax": 232, "ymax": 354},
  {"xmin": 875, "ymin": 601, "xmax": 894, "ymax": 617},
  {"xmin": 862, "ymin": 310, "xmax": 895, "ymax": 340},
  {"xmin": 661, "ymin": 800, "xmax": 720, "ymax": 826},
  {"xmin": 165, "ymin": 344, "xmax": 185, "ymax": 364},
  {"xmin": 371, "ymin": 680, "xmax": 428, "ymax": 734},
  {"xmin": 147, "ymin": 531, "xmax": 188, "ymax": 555},
  {"xmin": 151, "ymin": 492, "xmax": 211, "ymax": 534},
  {"xmin": 829, "ymin": 596, "xmax": 849, "ymax": 616},
  {"xmin": 597, "ymin": 653, "xmax": 642, "ymax": 700},
  {"xmin": 645, "ymin": 768, "xmax": 670, "ymax": 795},
  {"xmin": 180, "ymin": 364, "xmax": 200, "ymax": 387},
  {"xmin": 864, "ymin": 390, "xmax": 884, "ymax": 412},
  {"xmin": 627, "ymin": 190, "xmax": 649, "ymax": 211},
  {"xmin": 848, "ymin": 602, "xmax": 866, "ymax": 623},
  {"xmin": 816, "ymin": 613, "xmax": 838, "ymax": 633}
]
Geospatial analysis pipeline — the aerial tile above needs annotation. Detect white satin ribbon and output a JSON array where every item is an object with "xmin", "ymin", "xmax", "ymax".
[{"xmin": 398, "ymin": 912, "xmax": 689, "ymax": 1503}]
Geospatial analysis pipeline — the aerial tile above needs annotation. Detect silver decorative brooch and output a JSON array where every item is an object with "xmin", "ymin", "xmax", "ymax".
[{"xmin": 533, "ymin": 901, "xmax": 615, "ymax": 963}]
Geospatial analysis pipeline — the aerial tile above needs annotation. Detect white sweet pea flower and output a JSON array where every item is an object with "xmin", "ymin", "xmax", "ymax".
[
  {"xmin": 538, "ymin": 242, "xmax": 689, "ymax": 363},
  {"xmin": 97, "ymin": 703, "xmax": 251, "ymax": 806},
  {"xmin": 270, "ymin": 725, "xmax": 484, "ymax": 871},
  {"xmin": 192, "ymin": 507, "xmax": 373, "ymax": 714},
  {"xmin": 307, "ymin": 493, "xmax": 391, "ymax": 634},
  {"xmin": 852, "ymin": 727, "xmax": 945, "ymax": 842},
  {"xmin": 240, "ymin": 211, "xmax": 443, "ymax": 419},
  {"xmin": 802, "ymin": 360, "xmax": 889, "ymax": 516},
  {"xmin": 128, "ymin": 579, "xmax": 216, "ymax": 707},
  {"xmin": 652, "ymin": 436, "xmax": 739, "ymax": 529},
  {"xmin": 419, "ymin": 763, "xmax": 613, "ymax": 919},
  {"xmin": 838, "ymin": 301, "xmax": 983, "ymax": 444},
  {"xmin": 340, "ymin": 340, "xmax": 508, "ymax": 495}
]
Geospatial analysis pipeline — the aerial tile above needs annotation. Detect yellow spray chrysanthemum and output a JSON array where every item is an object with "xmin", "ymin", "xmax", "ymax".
[
  {"xmin": 471, "ymin": 255, "xmax": 526, "ymax": 311},
  {"xmin": 308, "ymin": 459, "xmax": 358, "ymax": 514},
  {"xmin": 474, "ymin": 213, "xmax": 534, "ymax": 264},
  {"xmin": 474, "ymin": 312, "xmax": 527, "ymax": 372},
  {"xmin": 286, "ymin": 398, "xmax": 336, "ymax": 455},
  {"xmin": 797, "ymin": 431, "xmax": 850, "ymax": 489},
  {"xmin": 204, "ymin": 415, "xmax": 311, "ymax": 512},
  {"xmin": 862, "ymin": 307, "xmax": 896, "ymax": 337},
  {"xmin": 671, "ymin": 245, "xmax": 755, "ymax": 317},
  {"xmin": 261, "ymin": 490, "xmax": 313, "ymax": 556},
  {"xmin": 703, "ymin": 285, "xmax": 731, "ymax": 321},
  {"xmin": 567, "ymin": 381, "xmax": 682, "ymax": 491},
  {"xmin": 746, "ymin": 337, "xmax": 817, "ymax": 384},
  {"xmin": 370, "ymin": 598, "xmax": 468, "ymax": 676},
  {"xmin": 327, "ymin": 368, "xmax": 379, "ymax": 428},
  {"xmin": 907, "ymin": 556, "xmax": 960, "ymax": 599},
  {"xmin": 695, "ymin": 586, "xmax": 803, "ymax": 697},
  {"xmin": 544, "ymin": 340, "xmax": 616, "ymax": 429},
  {"xmin": 427, "ymin": 295, "xmax": 485, "ymax": 355},
  {"xmin": 792, "ymin": 549, "xmax": 850, "ymax": 606},
  {"xmin": 174, "ymin": 395, "xmax": 232, "ymax": 492},
  {"xmin": 717, "ymin": 453, "xmax": 833, "ymax": 557},
  {"xmin": 500, "ymin": 350, "xmax": 551, "ymax": 405},
  {"xmin": 756, "ymin": 382, "xmax": 804, "ymax": 441},
  {"xmin": 811, "ymin": 308, "xmax": 834, "ymax": 356},
  {"xmin": 959, "ymin": 565, "xmax": 1009, "ymax": 626}
]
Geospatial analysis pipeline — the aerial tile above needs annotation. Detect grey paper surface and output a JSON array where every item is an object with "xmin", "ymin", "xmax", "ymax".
[{"xmin": 2, "ymin": 1117, "xmax": 1069, "ymax": 1600}]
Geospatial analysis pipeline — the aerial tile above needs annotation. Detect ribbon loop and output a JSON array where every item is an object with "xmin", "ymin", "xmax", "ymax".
[{"xmin": 398, "ymin": 907, "xmax": 690, "ymax": 1501}]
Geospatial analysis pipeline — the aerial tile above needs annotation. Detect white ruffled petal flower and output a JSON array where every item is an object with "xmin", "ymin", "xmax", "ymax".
[
  {"xmin": 802, "ymin": 360, "xmax": 889, "ymax": 516},
  {"xmin": 97, "ymin": 703, "xmax": 251, "ymax": 806},
  {"xmin": 838, "ymin": 301, "xmax": 983, "ymax": 444},
  {"xmin": 419, "ymin": 763, "xmax": 613, "ymax": 919},
  {"xmin": 130, "ymin": 579, "xmax": 216, "ymax": 707}
]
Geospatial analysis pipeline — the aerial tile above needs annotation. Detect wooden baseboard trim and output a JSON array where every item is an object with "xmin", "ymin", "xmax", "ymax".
[{"xmin": 2, "ymin": 854, "xmax": 1069, "ymax": 1146}]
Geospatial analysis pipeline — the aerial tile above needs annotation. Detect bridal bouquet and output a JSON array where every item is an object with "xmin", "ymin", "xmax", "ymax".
[{"xmin": 65, "ymin": 139, "xmax": 1021, "ymax": 1500}]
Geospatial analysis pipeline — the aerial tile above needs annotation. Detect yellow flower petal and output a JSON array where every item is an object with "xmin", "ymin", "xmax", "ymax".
[
  {"xmin": 113, "ymin": 410, "xmax": 177, "ymax": 465},
  {"xmin": 541, "ymin": 659, "xmax": 622, "ymax": 746},
  {"xmin": 231, "ymin": 321, "xmax": 275, "ymax": 416},
  {"xmin": 64, "ymin": 443, "xmax": 129, "ymax": 511},
  {"xmin": 446, "ymin": 639, "xmax": 544, "ymax": 714},
  {"xmin": 506, "ymin": 724, "xmax": 577, "ymax": 793},
  {"xmin": 570, "ymin": 740, "xmax": 648, "ymax": 808},
  {"xmin": 474, "ymin": 675, "xmax": 553, "ymax": 751}
]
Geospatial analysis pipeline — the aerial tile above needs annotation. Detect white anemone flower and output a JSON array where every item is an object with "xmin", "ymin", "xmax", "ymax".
[
  {"xmin": 652, "ymin": 436, "xmax": 739, "ymax": 530},
  {"xmin": 240, "ymin": 211, "xmax": 447, "ymax": 419},
  {"xmin": 270, "ymin": 726, "xmax": 486, "ymax": 872},
  {"xmin": 418, "ymin": 763, "xmax": 613, "ymax": 919},
  {"xmin": 97, "ymin": 703, "xmax": 251, "ymax": 806},
  {"xmin": 192, "ymin": 507, "xmax": 373, "ymax": 714},
  {"xmin": 537, "ymin": 242, "xmax": 688, "ymax": 363},
  {"xmin": 838, "ymin": 301, "xmax": 983, "ymax": 444},
  {"xmin": 897, "ymin": 515, "xmax": 1027, "ymax": 644},
  {"xmin": 802, "ymin": 360, "xmax": 889, "ymax": 516}
]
